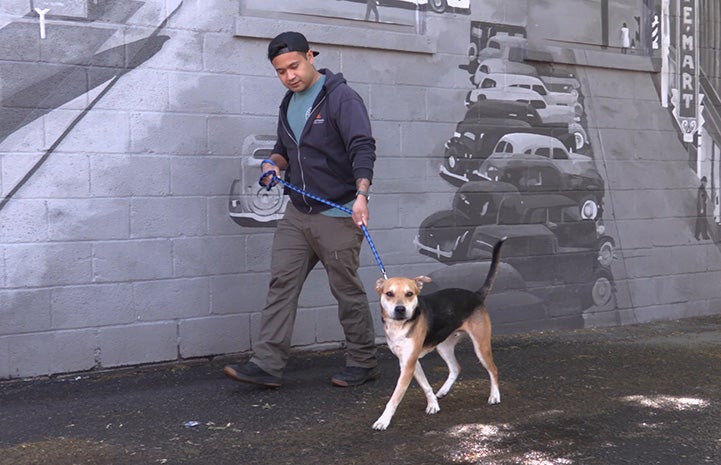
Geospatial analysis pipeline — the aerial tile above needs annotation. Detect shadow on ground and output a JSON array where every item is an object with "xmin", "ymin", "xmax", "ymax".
[{"xmin": 2, "ymin": 315, "xmax": 721, "ymax": 465}]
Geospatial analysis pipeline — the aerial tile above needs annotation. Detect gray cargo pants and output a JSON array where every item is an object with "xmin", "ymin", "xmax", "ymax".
[{"xmin": 250, "ymin": 203, "xmax": 377, "ymax": 378}]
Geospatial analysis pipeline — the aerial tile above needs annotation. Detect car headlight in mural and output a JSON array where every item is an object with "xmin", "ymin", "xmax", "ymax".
[{"xmin": 228, "ymin": 135, "xmax": 288, "ymax": 226}]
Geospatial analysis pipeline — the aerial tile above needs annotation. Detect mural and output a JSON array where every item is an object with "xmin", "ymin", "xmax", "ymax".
[{"xmin": 0, "ymin": 0, "xmax": 180, "ymax": 212}]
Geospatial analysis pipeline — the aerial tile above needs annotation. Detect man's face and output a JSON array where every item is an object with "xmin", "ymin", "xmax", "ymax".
[{"xmin": 271, "ymin": 50, "xmax": 317, "ymax": 92}]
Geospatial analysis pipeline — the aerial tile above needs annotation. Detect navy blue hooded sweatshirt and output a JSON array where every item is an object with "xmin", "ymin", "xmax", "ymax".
[{"xmin": 272, "ymin": 69, "xmax": 376, "ymax": 214}]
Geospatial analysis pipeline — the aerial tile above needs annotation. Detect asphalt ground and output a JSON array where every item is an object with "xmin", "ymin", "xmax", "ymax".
[{"xmin": 2, "ymin": 315, "xmax": 720, "ymax": 465}]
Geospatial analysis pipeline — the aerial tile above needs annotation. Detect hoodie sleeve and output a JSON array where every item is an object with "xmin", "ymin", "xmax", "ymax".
[{"xmin": 335, "ymin": 89, "xmax": 376, "ymax": 183}]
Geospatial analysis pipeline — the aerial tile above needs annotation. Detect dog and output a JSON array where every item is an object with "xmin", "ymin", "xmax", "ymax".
[{"xmin": 372, "ymin": 238, "xmax": 505, "ymax": 430}]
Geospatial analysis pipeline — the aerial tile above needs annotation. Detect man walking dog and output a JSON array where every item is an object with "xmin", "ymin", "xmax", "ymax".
[{"xmin": 224, "ymin": 32, "xmax": 379, "ymax": 388}]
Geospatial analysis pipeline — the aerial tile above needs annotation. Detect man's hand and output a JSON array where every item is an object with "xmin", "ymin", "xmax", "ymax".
[{"xmin": 352, "ymin": 195, "xmax": 369, "ymax": 228}]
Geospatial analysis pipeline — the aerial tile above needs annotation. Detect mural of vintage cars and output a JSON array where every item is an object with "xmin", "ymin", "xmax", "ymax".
[
  {"xmin": 439, "ymin": 101, "xmax": 579, "ymax": 185},
  {"xmin": 373, "ymin": 0, "xmax": 469, "ymax": 13},
  {"xmin": 415, "ymin": 190, "xmax": 616, "ymax": 308},
  {"xmin": 465, "ymin": 87, "xmax": 588, "ymax": 149},
  {"xmin": 228, "ymin": 134, "xmax": 288, "ymax": 227},
  {"xmin": 421, "ymin": 260, "xmax": 552, "ymax": 331},
  {"xmin": 477, "ymin": 73, "xmax": 582, "ymax": 114},
  {"xmin": 476, "ymin": 132, "xmax": 605, "ymax": 219}
]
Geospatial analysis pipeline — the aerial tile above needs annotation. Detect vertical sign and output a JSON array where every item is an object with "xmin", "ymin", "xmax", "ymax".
[{"xmin": 676, "ymin": 0, "xmax": 699, "ymax": 142}]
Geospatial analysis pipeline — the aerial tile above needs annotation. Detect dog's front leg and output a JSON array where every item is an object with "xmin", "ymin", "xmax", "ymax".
[
  {"xmin": 413, "ymin": 361, "xmax": 440, "ymax": 415},
  {"xmin": 373, "ymin": 357, "xmax": 417, "ymax": 430}
]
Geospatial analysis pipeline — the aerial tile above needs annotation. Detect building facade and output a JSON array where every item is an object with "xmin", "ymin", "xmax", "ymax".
[{"xmin": 1, "ymin": 0, "xmax": 720, "ymax": 378}]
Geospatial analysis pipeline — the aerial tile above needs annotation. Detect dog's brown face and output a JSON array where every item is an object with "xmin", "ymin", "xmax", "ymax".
[{"xmin": 375, "ymin": 276, "xmax": 431, "ymax": 321}]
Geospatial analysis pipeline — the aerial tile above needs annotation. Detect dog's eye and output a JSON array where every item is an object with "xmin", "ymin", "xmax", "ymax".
[
  {"xmin": 405, "ymin": 291, "xmax": 414, "ymax": 298},
  {"xmin": 385, "ymin": 291, "xmax": 394, "ymax": 297}
]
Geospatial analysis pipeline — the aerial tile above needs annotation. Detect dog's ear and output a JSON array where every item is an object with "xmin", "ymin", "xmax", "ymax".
[
  {"xmin": 375, "ymin": 277, "xmax": 386, "ymax": 293},
  {"xmin": 413, "ymin": 276, "xmax": 432, "ymax": 292}
]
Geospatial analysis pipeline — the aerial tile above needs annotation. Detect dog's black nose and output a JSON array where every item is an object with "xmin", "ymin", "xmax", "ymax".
[{"xmin": 394, "ymin": 305, "xmax": 406, "ymax": 317}]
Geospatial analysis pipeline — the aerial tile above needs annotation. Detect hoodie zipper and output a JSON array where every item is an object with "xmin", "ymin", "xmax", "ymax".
[{"xmin": 281, "ymin": 94, "xmax": 327, "ymax": 213}]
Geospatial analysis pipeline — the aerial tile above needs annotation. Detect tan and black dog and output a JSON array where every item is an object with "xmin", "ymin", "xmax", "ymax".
[{"xmin": 372, "ymin": 239, "xmax": 505, "ymax": 430}]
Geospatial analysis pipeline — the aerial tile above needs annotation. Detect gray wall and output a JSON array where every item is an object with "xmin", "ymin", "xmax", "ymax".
[{"xmin": 1, "ymin": 0, "xmax": 720, "ymax": 379}]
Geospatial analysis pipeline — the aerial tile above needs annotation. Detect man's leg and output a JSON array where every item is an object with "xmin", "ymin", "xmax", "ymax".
[{"xmin": 311, "ymin": 214, "xmax": 378, "ymax": 383}]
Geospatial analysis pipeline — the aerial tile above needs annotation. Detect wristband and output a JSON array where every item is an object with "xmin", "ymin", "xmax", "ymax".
[
  {"xmin": 356, "ymin": 190, "xmax": 370, "ymax": 200},
  {"xmin": 261, "ymin": 158, "xmax": 277, "ymax": 168}
]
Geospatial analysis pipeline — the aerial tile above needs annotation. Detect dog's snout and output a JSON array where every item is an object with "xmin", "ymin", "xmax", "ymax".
[{"xmin": 394, "ymin": 305, "xmax": 406, "ymax": 316}]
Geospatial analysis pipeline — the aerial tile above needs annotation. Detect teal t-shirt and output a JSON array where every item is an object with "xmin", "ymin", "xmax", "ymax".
[
  {"xmin": 287, "ymin": 74, "xmax": 326, "ymax": 142},
  {"xmin": 286, "ymin": 75, "xmax": 354, "ymax": 218}
]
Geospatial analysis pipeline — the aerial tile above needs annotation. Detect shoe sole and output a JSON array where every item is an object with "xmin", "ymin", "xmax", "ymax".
[
  {"xmin": 223, "ymin": 366, "xmax": 282, "ymax": 388},
  {"xmin": 331, "ymin": 371, "xmax": 380, "ymax": 387}
]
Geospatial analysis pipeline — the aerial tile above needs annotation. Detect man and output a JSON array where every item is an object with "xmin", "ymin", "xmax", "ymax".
[
  {"xmin": 224, "ymin": 32, "xmax": 379, "ymax": 388},
  {"xmin": 695, "ymin": 176, "xmax": 711, "ymax": 240}
]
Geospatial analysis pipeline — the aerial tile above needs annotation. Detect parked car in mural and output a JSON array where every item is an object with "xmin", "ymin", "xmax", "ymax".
[
  {"xmin": 421, "ymin": 260, "xmax": 550, "ymax": 327},
  {"xmin": 473, "ymin": 34, "xmax": 528, "ymax": 63},
  {"xmin": 414, "ymin": 187, "xmax": 616, "ymax": 307},
  {"xmin": 476, "ymin": 133, "xmax": 605, "ymax": 220},
  {"xmin": 439, "ymin": 101, "xmax": 579, "ymax": 185},
  {"xmin": 228, "ymin": 134, "xmax": 288, "ymax": 226},
  {"xmin": 465, "ymin": 87, "xmax": 588, "ymax": 149},
  {"xmin": 471, "ymin": 46, "xmax": 537, "ymax": 86},
  {"xmin": 380, "ymin": 0, "xmax": 469, "ymax": 13},
  {"xmin": 477, "ymin": 73, "xmax": 582, "ymax": 116}
]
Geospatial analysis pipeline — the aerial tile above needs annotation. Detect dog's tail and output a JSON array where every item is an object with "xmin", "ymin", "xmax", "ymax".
[{"xmin": 478, "ymin": 237, "xmax": 506, "ymax": 300}]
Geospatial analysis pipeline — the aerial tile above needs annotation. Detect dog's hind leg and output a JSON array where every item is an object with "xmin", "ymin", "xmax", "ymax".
[
  {"xmin": 434, "ymin": 333, "xmax": 463, "ymax": 398},
  {"xmin": 467, "ymin": 319, "xmax": 500, "ymax": 404}
]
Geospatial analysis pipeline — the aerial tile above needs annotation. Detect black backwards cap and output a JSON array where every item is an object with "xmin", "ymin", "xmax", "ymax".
[{"xmin": 268, "ymin": 31, "xmax": 320, "ymax": 61}]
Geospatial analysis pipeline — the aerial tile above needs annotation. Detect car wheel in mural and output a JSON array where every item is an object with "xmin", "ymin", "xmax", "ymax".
[
  {"xmin": 425, "ymin": 21, "xmax": 617, "ymax": 322},
  {"xmin": 228, "ymin": 135, "xmax": 288, "ymax": 227}
]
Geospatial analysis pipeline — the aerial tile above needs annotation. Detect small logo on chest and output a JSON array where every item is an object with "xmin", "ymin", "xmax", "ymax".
[{"xmin": 312, "ymin": 112, "xmax": 324, "ymax": 125}]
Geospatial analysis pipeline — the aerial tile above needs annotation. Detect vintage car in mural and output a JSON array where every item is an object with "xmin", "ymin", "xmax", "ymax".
[
  {"xmin": 228, "ymin": 134, "xmax": 288, "ymax": 226},
  {"xmin": 439, "ymin": 101, "xmax": 579, "ymax": 185},
  {"xmin": 472, "ymin": 34, "xmax": 528, "ymax": 63},
  {"xmin": 476, "ymin": 133, "xmax": 605, "ymax": 219},
  {"xmin": 471, "ymin": 46, "xmax": 537, "ymax": 86},
  {"xmin": 414, "ymin": 185, "xmax": 615, "ymax": 308},
  {"xmin": 465, "ymin": 87, "xmax": 588, "ymax": 149},
  {"xmin": 477, "ymin": 73, "xmax": 582, "ymax": 116},
  {"xmin": 421, "ymin": 260, "xmax": 550, "ymax": 328},
  {"xmin": 379, "ymin": 0, "xmax": 469, "ymax": 13}
]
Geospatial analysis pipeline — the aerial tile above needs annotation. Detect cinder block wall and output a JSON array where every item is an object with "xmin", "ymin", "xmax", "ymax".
[{"xmin": 1, "ymin": 0, "xmax": 720, "ymax": 379}]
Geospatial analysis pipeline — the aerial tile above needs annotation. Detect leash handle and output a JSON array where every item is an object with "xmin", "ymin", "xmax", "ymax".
[{"xmin": 258, "ymin": 170, "xmax": 387, "ymax": 279}]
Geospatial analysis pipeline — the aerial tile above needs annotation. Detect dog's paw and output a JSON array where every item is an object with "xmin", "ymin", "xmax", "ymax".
[
  {"xmin": 372, "ymin": 416, "xmax": 391, "ymax": 430},
  {"xmin": 426, "ymin": 400, "xmax": 440, "ymax": 415},
  {"xmin": 435, "ymin": 387, "xmax": 449, "ymax": 399},
  {"xmin": 487, "ymin": 393, "xmax": 501, "ymax": 405}
]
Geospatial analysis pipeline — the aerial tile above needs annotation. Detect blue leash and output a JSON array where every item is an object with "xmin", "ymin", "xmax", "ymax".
[{"xmin": 259, "ymin": 171, "xmax": 388, "ymax": 279}]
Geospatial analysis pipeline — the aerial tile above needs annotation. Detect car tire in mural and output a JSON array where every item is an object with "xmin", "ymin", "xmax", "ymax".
[
  {"xmin": 228, "ymin": 135, "xmax": 288, "ymax": 227},
  {"xmin": 421, "ymin": 21, "xmax": 618, "ymax": 324}
]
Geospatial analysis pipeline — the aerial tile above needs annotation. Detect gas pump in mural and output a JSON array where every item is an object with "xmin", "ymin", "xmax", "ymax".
[{"xmin": 415, "ymin": 21, "xmax": 618, "ymax": 323}]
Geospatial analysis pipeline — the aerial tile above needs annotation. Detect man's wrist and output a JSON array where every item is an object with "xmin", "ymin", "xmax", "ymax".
[
  {"xmin": 261, "ymin": 158, "xmax": 277, "ymax": 169},
  {"xmin": 356, "ymin": 190, "xmax": 370, "ymax": 200}
]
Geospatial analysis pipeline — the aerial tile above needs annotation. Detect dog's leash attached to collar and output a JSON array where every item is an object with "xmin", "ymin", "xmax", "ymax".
[{"xmin": 259, "ymin": 170, "xmax": 388, "ymax": 279}]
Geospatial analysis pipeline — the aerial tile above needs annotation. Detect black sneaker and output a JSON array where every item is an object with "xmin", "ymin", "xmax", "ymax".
[
  {"xmin": 331, "ymin": 366, "xmax": 380, "ymax": 387},
  {"xmin": 223, "ymin": 362, "xmax": 282, "ymax": 388}
]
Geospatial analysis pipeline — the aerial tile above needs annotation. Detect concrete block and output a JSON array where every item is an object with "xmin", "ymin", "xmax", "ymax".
[
  {"xmin": 7, "ymin": 329, "xmax": 97, "ymax": 378},
  {"xmin": 172, "ymin": 236, "xmax": 246, "ymax": 277},
  {"xmin": 130, "ymin": 197, "xmax": 206, "ymax": 238},
  {"xmin": 207, "ymin": 115, "xmax": 276, "ymax": 156},
  {"xmin": 179, "ymin": 314, "xmax": 251, "ymax": 358},
  {"xmin": 134, "ymin": 278, "xmax": 209, "ymax": 321},
  {"xmin": 210, "ymin": 273, "xmax": 268, "ymax": 315},
  {"xmin": 93, "ymin": 239, "xmax": 172, "ymax": 282},
  {"xmin": 32, "ymin": 1, "xmax": 88, "ymax": 18},
  {"xmin": 90, "ymin": 155, "xmax": 170, "ymax": 197},
  {"xmin": 48, "ymin": 198, "xmax": 130, "ymax": 241},
  {"xmin": 51, "ymin": 283, "xmax": 135, "ymax": 329},
  {"xmin": 0, "ymin": 200, "xmax": 49, "ymax": 243},
  {"xmin": 400, "ymin": 121, "xmax": 456, "ymax": 158},
  {"xmin": 0, "ymin": 0, "xmax": 30, "ymax": 15},
  {"xmin": 99, "ymin": 322, "xmax": 177, "ymax": 368},
  {"xmin": 369, "ymin": 85, "xmax": 426, "ymax": 122},
  {"xmin": 0, "ymin": 289, "xmax": 51, "ymax": 335},
  {"xmin": 169, "ymin": 156, "xmax": 237, "ymax": 196},
  {"xmin": 315, "ymin": 306, "xmax": 344, "ymax": 343},
  {"xmin": 55, "ymin": 110, "xmax": 131, "ymax": 154},
  {"xmin": 5, "ymin": 243, "xmax": 92, "ymax": 288},
  {"xmin": 169, "ymin": 72, "xmax": 242, "ymax": 114},
  {"xmin": 130, "ymin": 112, "xmax": 207, "ymax": 156},
  {"xmin": 241, "ymin": 76, "xmax": 287, "ymax": 116},
  {"xmin": 245, "ymin": 231, "xmax": 273, "ymax": 272},
  {"xmin": 206, "ymin": 33, "xmax": 266, "ymax": 75},
  {"xmin": 95, "ymin": 69, "xmax": 170, "ymax": 112}
]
